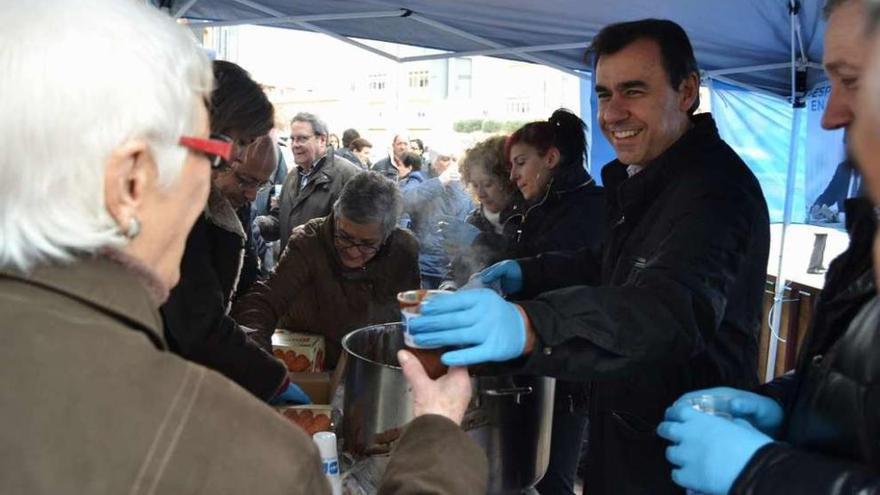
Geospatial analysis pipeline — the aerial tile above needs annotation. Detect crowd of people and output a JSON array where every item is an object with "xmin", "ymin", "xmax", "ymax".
[{"xmin": 3, "ymin": 0, "xmax": 880, "ymax": 494}]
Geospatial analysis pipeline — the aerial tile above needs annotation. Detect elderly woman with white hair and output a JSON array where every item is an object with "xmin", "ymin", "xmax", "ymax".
[{"xmin": 0, "ymin": 1, "xmax": 486, "ymax": 494}]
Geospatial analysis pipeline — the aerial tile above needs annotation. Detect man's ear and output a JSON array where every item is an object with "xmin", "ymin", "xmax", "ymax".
[
  {"xmin": 104, "ymin": 139, "xmax": 154, "ymax": 230},
  {"xmin": 678, "ymin": 72, "xmax": 700, "ymax": 112}
]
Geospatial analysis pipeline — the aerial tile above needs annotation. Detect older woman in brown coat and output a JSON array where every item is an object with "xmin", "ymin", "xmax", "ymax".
[
  {"xmin": 233, "ymin": 171, "xmax": 421, "ymax": 368},
  {"xmin": 0, "ymin": 1, "xmax": 485, "ymax": 494}
]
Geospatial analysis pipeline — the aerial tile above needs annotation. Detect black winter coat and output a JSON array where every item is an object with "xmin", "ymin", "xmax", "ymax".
[
  {"xmin": 733, "ymin": 198, "xmax": 880, "ymax": 494},
  {"xmin": 515, "ymin": 114, "xmax": 770, "ymax": 494},
  {"xmin": 506, "ymin": 164, "xmax": 605, "ymax": 261},
  {"xmin": 161, "ymin": 188, "xmax": 287, "ymax": 402}
]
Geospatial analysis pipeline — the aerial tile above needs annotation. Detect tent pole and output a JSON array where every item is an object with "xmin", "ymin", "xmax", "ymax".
[
  {"xmin": 398, "ymin": 42, "xmax": 588, "ymax": 63},
  {"xmin": 191, "ymin": 10, "xmax": 406, "ymax": 28},
  {"xmin": 705, "ymin": 62, "xmax": 794, "ymax": 77},
  {"xmin": 218, "ymin": 0, "xmax": 401, "ymax": 62},
  {"xmin": 407, "ymin": 13, "xmax": 587, "ymax": 79},
  {"xmin": 173, "ymin": 0, "xmax": 199, "ymax": 18},
  {"xmin": 766, "ymin": 0, "xmax": 804, "ymax": 383}
]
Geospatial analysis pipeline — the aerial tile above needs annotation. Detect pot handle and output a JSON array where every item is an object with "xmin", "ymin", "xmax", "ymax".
[
  {"xmin": 482, "ymin": 386, "xmax": 533, "ymax": 397},
  {"xmin": 481, "ymin": 386, "xmax": 533, "ymax": 404}
]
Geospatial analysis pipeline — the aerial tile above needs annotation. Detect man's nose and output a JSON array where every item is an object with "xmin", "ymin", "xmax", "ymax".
[
  {"xmin": 244, "ymin": 188, "xmax": 257, "ymax": 202},
  {"xmin": 821, "ymin": 86, "xmax": 854, "ymax": 130},
  {"xmin": 601, "ymin": 96, "xmax": 629, "ymax": 124}
]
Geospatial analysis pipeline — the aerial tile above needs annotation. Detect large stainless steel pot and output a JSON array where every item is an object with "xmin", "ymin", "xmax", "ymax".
[{"xmin": 341, "ymin": 322, "xmax": 554, "ymax": 494}]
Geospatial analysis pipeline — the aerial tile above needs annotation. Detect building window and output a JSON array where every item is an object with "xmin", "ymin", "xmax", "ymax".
[
  {"xmin": 506, "ymin": 99, "xmax": 531, "ymax": 115},
  {"xmin": 408, "ymin": 70, "xmax": 430, "ymax": 89},
  {"xmin": 369, "ymin": 73, "xmax": 387, "ymax": 91},
  {"xmin": 453, "ymin": 58, "xmax": 472, "ymax": 98}
]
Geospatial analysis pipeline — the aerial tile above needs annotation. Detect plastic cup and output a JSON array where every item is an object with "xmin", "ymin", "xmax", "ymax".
[
  {"xmin": 397, "ymin": 289, "xmax": 450, "ymax": 379},
  {"xmin": 686, "ymin": 395, "xmax": 733, "ymax": 419},
  {"xmin": 397, "ymin": 289, "xmax": 448, "ymax": 349}
]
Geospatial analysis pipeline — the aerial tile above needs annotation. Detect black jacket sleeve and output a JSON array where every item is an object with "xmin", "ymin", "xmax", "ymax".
[
  {"xmin": 161, "ymin": 219, "xmax": 287, "ymax": 402},
  {"xmin": 516, "ymin": 183, "xmax": 761, "ymax": 381},
  {"xmin": 731, "ymin": 443, "xmax": 880, "ymax": 494},
  {"xmin": 517, "ymin": 245, "xmax": 602, "ymax": 299},
  {"xmin": 755, "ymin": 371, "xmax": 800, "ymax": 411}
]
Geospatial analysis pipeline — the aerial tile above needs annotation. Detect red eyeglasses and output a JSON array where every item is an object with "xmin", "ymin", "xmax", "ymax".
[{"xmin": 178, "ymin": 133, "xmax": 233, "ymax": 169}]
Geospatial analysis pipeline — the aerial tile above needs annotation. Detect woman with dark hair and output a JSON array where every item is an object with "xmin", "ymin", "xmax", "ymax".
[{"xmin": 504, "ymin": 109, "xmax": 605, "ymax": 495}]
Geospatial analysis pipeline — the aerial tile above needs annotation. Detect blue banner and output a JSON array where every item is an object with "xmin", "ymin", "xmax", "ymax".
[{"xmin": 710, "ymin": 80, "xmax": 807, "ymax": 224}]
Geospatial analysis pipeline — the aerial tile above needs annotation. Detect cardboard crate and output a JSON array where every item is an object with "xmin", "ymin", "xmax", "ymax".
[
  {"xmin": 272, "ymin": 330, "xmax": 325, "ymax": 372},
  {"xmin": 278, "ymin": 354, "xmax": 347, "ymax": 435}
]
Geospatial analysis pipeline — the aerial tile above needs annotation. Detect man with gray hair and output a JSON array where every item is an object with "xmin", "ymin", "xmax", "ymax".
[
  {"xmin": 276, "ymin": 112, "xmax": 360, "ymax": 251},
  {"xmin": 233, "ymin": 171, "xmax": 421, "ymax": 368}
]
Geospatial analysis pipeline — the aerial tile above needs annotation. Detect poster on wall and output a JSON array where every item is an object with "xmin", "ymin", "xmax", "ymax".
[{"xmin": 804, "ymin": 81, "xmax": 851, "ymax": 228}]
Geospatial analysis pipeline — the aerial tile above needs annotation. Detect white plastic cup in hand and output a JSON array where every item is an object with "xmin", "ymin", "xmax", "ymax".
[
  {"xmin": 312, "ymin": 431, "xmax": 342, "ymax": 495},
  {"xmin": 398, "ymin": 289, "xmax": 448, "ymax": 349},
  {"xmin": 439, "ymin": 162, "xmax": 461, "ymax": 185},
  {"xmin": 686, "ymin": 395, "xmax": 733, "ymax": 419}
]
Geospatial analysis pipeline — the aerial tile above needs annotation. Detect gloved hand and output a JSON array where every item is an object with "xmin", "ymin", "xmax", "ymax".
[
  {"xmin": 479, "ymin": 259, "xmax": 523, "ymax": 295},
  {"xmin": 437, "ymin": 216, "xmax": 480, "ymax": 250},
  {"xmin": 270, "ymin": 382, "xmax": 311, "ymax": 405},
  {"xmin": 657, "ymin": 402, "xmax": 772, "ymax": 495},
  {"xmin": 408, "ymin": 289, "xmax": 527, "ymax": 366},
  {"xmin": 675, "ymin": 387, "xmax": 783, "ymax": 437}
]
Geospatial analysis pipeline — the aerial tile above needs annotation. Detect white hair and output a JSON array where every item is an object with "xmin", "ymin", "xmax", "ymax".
[{"xmin": 0, "ymin": 0, "xmax": 213, "ymax": 271}]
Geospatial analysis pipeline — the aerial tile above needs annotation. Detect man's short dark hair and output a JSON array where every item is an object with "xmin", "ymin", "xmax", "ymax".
[
  {"xmin": 342, "ymin": 128, "xmax": 360, "ymax": 148},
  {"xmin": 587, "ymin": 19, "xmax": 700, "ymax": 114},
  {"xmin": 291, "ymin": 112, "xmax": 328, "ymax": 138},
  {"xmin": 211, "ymin": 60, "xmax": 274, "ymax": 140},
  {"xmin": 401, "ymin": 151, "xmax": 422, "ymax": 171},
  {"xmin": 350, "ymin": 137, "xmax": 372, "ymax": 152}
]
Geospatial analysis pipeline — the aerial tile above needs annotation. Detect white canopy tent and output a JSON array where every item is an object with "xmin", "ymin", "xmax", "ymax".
[{"xmin": 158, "ymin": 0, "xmax": 831, "ymax": 382}]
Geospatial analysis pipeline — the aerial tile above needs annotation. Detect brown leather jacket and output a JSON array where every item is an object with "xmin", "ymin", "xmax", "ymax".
[
  {"xmin": 233, "ymin": 214, "xmax": 421, "ymax": 366},
  {"xmin": 0, "ymin": 255, "xmax": 485, "ymax": 494}
]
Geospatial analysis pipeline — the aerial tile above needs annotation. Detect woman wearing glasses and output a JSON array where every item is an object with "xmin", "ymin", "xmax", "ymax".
[{"xmin": 232, "ymin": 172, "xmax": 420, "ymax": 369}]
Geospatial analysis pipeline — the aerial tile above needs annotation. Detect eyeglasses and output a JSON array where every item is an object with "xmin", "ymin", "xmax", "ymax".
[
  {"xmin": 290, "ymin": 134, "xmax": 316, "ymax": 145},
  {"xmin": 334, "ymin": 223, "xmax": 382, "ymax": 255},
  {"xmin": 232, "ymin": 169, "xmax": 271, "ymax": 192},
  {"xmin": 179, "ymin": 133, "xmax": 233, "ymax": 169}
]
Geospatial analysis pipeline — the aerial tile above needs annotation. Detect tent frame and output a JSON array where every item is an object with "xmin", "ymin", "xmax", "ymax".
[{"xmin": 178, "ymin": 0, "xmax": 819, "ymax": 383}]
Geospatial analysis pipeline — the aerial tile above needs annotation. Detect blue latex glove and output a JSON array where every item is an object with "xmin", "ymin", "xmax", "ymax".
[
  {"xmin": 479, "ymin": 260, "xmax": 523, "ymax": 295},
  {"xmin": 270, "ymin": 382, "xmax": 311, "ymax": 405},
  {"xmin": 437, "ymin": 216, "xmax": 480, "ymax": 249},
  {"xmin": 408, "ymin": 289, "xmax": 527, "ymax": 366},
  {"xmin": 675, "ymin": 387, "xmax": 783, "ymax": 437},
  {"xmin": 657, "ymin": 402, "xmax": 772, "ymax": 495}
]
